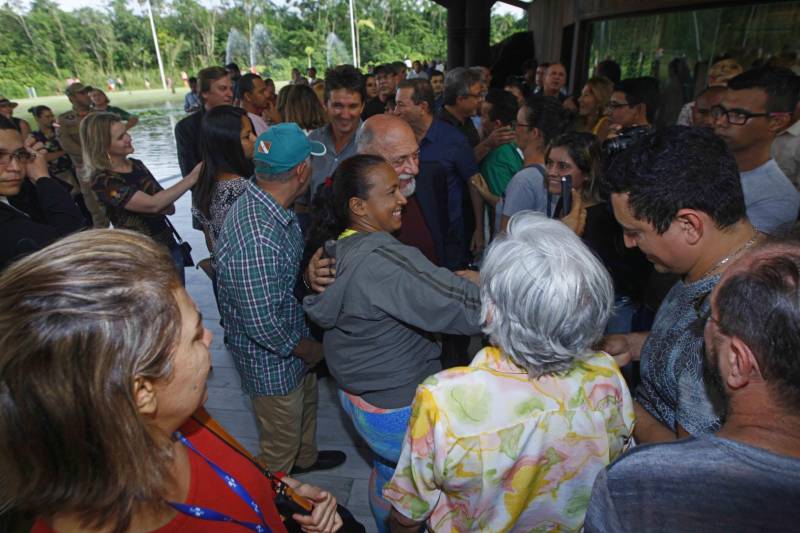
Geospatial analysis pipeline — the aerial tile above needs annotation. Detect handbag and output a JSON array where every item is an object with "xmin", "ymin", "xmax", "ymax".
[{"xmin": 164, "ymin": 217, "xmax": 195, "ymax": 267}]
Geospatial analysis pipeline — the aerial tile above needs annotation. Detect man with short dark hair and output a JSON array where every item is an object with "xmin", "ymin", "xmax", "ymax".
[
  {"xmin": 307, "ymin": 67, "xmax": 319, "ymax": 85},
  {"xmin": 175, "ymin": 66, "xmax": 233, "ymax": 231},
  {"xmin": 587, "ymin": 240, "xmax": 800, "ymax": 532},
  {"xmin": 430, "ymin": 70, "xmax": 444, "ymax": 113},
  {"xmin": 238, "ymin": 73, "xmax": 270, "ymax": 135},
  {"xmin": 392, "ymin": 60, "xmax": 408, "ymax": 81},
  {"xmin": 713, "ymin": 66, "xmax": 800, "ymax": 234},
  {"xmin": 362, "ymin": 63, "xmax": 396, "ymax": 120},
  {"xmin": 304, "ymin": 64, "xmax": 365, "ymax": 204},
  {"xmin": 477, "ymin": 89, "xmax": 522, "ymax": 201},
  {"xmin": 594, "ymin": 59, "xmax": 621, "ymax": 85},
  {"xmin": 406, "ymin": 60, "xmax": 428, "ymax": 80},
  {"xmin": 225, "ymin": 61, "xmax": 242, "ymax": 99},
  {"xmin": 608, "ymin": 77, "xmax": 659, "ymax": 131},
  {"xmin": 0, "ymin": 116, "xmax": 85, "ymax": 269},
  {"xmin": 184, "ymin": 76, "xmax": 200, "ymax": 113},
  {"xmin": 216, "ymin": 124, "xmax": 345, "ymax": 474},
  {"xmin": 175, "ymin": 66, "xmax": 233, "ymax": 178},
  {"xmin": 602, "ymin": 126, "xmax": 759, "ymax": 444}
]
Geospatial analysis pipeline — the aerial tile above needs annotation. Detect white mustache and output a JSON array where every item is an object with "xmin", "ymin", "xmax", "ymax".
[{"xmin": 398, "ymin": 175, "xmax": 416, "ymax": 197}]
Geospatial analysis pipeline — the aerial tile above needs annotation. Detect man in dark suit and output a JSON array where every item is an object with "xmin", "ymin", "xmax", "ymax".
[
  {"xmin": 174, "ymin": 66, "xmax": 232, "ymax": 230},
  {"xmin": 355, "ymin": 114, "xmax": 449, "ymax": 266}
]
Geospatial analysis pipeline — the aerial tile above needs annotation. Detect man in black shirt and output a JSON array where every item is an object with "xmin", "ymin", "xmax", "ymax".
[
  {"xmin": 0, "ymin": 116, "xmax": 84, "ymax": 270},
  {"xmin": 174, "ymin": 66, "xmax": 232, "ymax": 229}
]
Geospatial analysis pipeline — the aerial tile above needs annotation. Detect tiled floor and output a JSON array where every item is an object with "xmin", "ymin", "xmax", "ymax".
[{"xmin": 172, "ymin": 194, "xmax": 378, "ymax": 532}]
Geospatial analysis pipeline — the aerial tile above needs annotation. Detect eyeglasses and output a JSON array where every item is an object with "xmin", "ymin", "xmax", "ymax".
[
  {"xmin": 463, "ymin": 92, "xmax": 485, "ymax": 100},
  {"xmin": 710, "ymin": 104, "xmax": 789, "ymax": 125},
  {"xmin": 606, "ymin": 101, "xmax": 633, "ymax": 111},
  {"xmin": 0, "ymin": 149, "xmax": 36, "ymax": 167},
  {"xmin": 512, "ymin": 121, "xmax": 532, "ymax": 128}
]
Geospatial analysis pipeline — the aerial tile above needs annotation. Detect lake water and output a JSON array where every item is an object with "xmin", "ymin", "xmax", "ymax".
[{"xmin": 124, "ymin": 99, "xmax": 186, "ymax": 183}]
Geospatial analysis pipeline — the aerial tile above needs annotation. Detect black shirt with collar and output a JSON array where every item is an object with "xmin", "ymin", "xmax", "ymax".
[{"xmin": 1, "ymin": 177, "xmax": 86, "ymax": 270}]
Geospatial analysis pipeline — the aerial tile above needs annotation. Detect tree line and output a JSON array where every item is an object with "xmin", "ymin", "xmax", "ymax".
[{"xmin": 0, "ymin": 0, "xmax": 526, "ymax": 98}]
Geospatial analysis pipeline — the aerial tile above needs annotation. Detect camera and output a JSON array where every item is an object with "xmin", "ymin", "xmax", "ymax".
[{"xmin": 602, "ymin": 125, "xmax": 651, "ymax": 156}]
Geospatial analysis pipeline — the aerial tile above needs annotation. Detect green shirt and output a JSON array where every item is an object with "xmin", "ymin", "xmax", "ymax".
[{"xmin": 480, "ymin": 142, "xmax": 522, "ymax": 196}]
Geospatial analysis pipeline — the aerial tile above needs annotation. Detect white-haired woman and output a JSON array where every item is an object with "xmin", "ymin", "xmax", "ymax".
[{"xmin": 384, "ymin": 211, "xmax": 635, "ymax": 533}]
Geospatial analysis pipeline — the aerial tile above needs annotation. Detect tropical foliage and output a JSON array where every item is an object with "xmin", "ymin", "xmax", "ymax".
[{"xmin": 0, "ymin": 0, "xmax": 527, "ymax": 97}]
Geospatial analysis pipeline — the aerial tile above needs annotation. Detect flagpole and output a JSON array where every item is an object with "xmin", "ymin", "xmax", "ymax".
[{"xmin": 145, "ymin": 0, "xmax": 168, "ymax": 90}]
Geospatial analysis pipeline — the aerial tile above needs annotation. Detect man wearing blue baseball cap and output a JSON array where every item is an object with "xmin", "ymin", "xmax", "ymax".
[{"xmin": 214, "ymin": 123, "xmax": 344, "ymax": 474}]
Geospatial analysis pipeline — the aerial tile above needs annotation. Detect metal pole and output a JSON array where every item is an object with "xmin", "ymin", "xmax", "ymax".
[
  {"xmin": 348, "ymin": 0, "xmax": 359, "ymax": 68},
  {"xmin": 146, "ymin": 0, "xmax": 168, "ymax": 90}
]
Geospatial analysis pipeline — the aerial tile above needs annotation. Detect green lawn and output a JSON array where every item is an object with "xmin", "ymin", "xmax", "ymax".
[{"xmin": 10, "ymin": 89, "xmax": 188, "ymax": 116}]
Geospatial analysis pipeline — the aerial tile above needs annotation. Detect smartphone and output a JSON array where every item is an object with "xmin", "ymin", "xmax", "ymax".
[
  {"xmin": 322, "ymin": 239, "xmax": 337, "ymax": 260},
  {"xmin": 560, "ymin": 175, "xmax": 572, "ymax": 215}
]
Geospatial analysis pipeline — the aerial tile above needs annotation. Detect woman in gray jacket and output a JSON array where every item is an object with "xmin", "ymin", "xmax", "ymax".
[{"xmin": 303, "ymin": 154, "xmax": 482, "ymax": 533}]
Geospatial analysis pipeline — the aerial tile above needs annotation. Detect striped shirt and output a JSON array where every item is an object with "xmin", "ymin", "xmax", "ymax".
[{"xmin": 216, "ymin": 179, "xmax": 308, "ymax": 396}]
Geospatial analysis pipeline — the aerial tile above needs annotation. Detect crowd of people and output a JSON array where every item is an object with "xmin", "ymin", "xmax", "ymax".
[{"xmin": 1, "ymin": 51, "xmax": 800, "ymax": 533}]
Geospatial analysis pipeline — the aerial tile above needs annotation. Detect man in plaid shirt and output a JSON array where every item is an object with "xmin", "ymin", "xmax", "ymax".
[{"xmin": 216, "ymin": 123, "xmax": 346, "ymax": 474}]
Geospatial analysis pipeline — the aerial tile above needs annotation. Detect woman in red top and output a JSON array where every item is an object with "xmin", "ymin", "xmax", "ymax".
[{"xmin": 0, "ymin": 229, "xmax": 342, "ymax": 533}]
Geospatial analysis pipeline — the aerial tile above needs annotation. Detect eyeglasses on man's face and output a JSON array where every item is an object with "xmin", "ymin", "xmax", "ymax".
[
  {"xmin": 0, "ymin": 148, "xmax": 36, "ymax": 167},
  {"xmin": 710, "ymin": 104, "xmax": 789, "ymax": 126},
  {"xmin": 606, "ymin": 101, "xmax": 634, "ymax": 111}
]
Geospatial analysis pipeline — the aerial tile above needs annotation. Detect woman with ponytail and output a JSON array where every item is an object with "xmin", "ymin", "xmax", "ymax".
[{"xmin": 303, "ymin": 154, "xmax": 482, "ymax": 532}]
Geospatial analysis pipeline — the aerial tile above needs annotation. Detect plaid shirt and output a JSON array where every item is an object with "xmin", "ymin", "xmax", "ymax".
[{"xmin": 216, "ymin": 179, "xmax": 308, "ymax": 397}]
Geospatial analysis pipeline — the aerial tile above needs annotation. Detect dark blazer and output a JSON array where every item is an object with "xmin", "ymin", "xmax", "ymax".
[
  {"xmin": 415, "ymin": 160, "xmax": 451, "ymax": 269},
  {"xmin": 174, "ymin": 110, "xmax": 204, "ymax": 177},
  {"xmin": 1, "ymin": 177, "xmax": 86, "ymax": 270}
]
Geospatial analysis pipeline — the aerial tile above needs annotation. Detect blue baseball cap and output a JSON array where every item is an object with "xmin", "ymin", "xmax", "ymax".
[{"xmin": 253, "ymin": 123, "xmax": 326, "ymax": 174}]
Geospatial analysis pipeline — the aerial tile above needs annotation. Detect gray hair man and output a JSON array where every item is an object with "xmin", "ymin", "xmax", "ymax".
[
  {"xmin": 215, "ymin": 123, "xmax": 346, "ymax": 475},
  {"xmin": 439, "ymin": 66, "xmax": 515, "ymax": 163},
  {"xmin": 357, "ymin": 114, "xmax": 448, "ymax": 266}
]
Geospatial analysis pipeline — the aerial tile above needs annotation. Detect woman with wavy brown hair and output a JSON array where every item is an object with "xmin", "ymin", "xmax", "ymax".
[
  {"xmin": 577, "ymin": 76, "xmax": 614, "ymax": 139},
  {"xmin": 0, "ymin": 229, "xmax": 343, "ymax": 533}
]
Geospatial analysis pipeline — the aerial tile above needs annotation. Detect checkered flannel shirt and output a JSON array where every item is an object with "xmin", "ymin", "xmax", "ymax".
[{"xmin": 216, "ymin": 179, "xmax": 308, "ymax": 397}]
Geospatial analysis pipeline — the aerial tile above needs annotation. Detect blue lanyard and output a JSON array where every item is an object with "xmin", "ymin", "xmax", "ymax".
[{"xmin": 169, "ymin": 432, "xmax": 272, "ymax": 532}]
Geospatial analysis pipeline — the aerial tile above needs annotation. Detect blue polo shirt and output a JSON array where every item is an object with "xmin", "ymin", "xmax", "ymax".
[{"xmin": 418, "ymin": 119, "xmax": 478, "ymax": 235}]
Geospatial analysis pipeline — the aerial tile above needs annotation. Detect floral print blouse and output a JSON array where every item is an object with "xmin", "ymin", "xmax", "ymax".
[{"xmin": 384, "ymin": 346, "xmax": 635, "ymax": 532}]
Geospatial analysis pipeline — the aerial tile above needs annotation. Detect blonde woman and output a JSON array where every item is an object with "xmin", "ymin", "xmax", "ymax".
[
  {"xmin": 80, "ymin": 112, "xmax": 201, "ymax": 283},
  {"xmin": 577, "ymin": 76, "xmax": 614, "ymax": 139}
]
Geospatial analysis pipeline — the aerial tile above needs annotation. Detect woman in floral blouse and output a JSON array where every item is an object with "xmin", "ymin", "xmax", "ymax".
[{"xmin": 384, "ymin": 212, "xmax": 635, "ymax": 533}]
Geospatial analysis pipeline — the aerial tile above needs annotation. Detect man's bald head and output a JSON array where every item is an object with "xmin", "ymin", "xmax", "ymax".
[
  {"xmin": 357, "ymin": 114, "xmax": 415, "ymax": 155},
  {"xmin": 356, "ymin": 114, "xmax": 420, "ymax": 185}
]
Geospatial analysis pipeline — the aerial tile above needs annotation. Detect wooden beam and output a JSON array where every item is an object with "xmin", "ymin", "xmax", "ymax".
[{"xmin": 497, "ymin": 0, "xmax": 531, "ymax": 10}]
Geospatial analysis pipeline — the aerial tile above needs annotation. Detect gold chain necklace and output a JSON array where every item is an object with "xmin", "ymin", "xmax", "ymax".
[{"xmin": 699, "ymin": 232, "xmax": 759, "ymax": 280}]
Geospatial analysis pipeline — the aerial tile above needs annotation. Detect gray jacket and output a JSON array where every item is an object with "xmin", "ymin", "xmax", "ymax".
[{"xmin": 303, "ymin": 231, "xmax": 482, "ymax": 408}]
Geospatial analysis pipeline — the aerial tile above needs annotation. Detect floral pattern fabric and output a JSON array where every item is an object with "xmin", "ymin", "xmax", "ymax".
[{"xmin": 383, "ymin": 346, "xmax": 635, "ymax": 533}]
